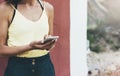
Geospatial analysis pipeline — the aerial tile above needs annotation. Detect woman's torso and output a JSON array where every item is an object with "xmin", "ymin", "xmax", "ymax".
[{"xmin": 7, "ymin": 1, "xmax": 49, "ymax": 58}]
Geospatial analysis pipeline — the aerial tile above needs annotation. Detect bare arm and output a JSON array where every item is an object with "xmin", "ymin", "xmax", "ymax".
[
  {"xmin": 41, "ymin": 2, "xmax": 58, "ymax": 50},
  {"xmin": 0, "ymin": 20, "xmax": 32, "ymax": 56},
  {"xmin": 45, "ymin": 2, "xmax": 54, "ymax": 35},
  {"xmin": 0, "ymin": 3, "xmax": 32, "ymax": 57}
]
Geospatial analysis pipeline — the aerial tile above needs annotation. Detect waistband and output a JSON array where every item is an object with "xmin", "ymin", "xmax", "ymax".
[{"xmin": 8, "ymin": 53, "xmax": 50, "ymax": 64}]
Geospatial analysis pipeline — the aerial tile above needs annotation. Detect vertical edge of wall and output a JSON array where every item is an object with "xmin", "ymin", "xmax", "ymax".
[{"xmin": 70, "ymin": 0, "xmax": 88, "ymax": 76}]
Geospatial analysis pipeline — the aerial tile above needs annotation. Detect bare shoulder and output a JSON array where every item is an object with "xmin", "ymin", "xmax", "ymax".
[
  {"xmin": 0, "ymin": 2, "xmax": 12, "ymax": 18},
  {"xmin": 0, "ymin": 2, "xmax": 7, "ymax": 14},
  {"xmin": 0, "ymin": 2, "xmax": 14, "ymax": 25},
  {"xmin": 44, "ymin": 1, "xmax": 54, "ymax": 14}
]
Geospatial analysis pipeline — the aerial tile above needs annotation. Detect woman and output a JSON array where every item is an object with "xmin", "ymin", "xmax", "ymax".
[{"xmin": 0, "ymin": 0, "xmax": 56, "ymax": 76}]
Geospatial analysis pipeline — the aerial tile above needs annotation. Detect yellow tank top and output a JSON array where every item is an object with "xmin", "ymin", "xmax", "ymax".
[{"xmin": 8, "ymin": 5, "xmax": 49, "ymax": 58}]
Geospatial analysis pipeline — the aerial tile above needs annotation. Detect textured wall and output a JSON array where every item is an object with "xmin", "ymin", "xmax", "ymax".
[{"xmin": 0, "ymin": 0, "xmax": 70, "ymax": 76}]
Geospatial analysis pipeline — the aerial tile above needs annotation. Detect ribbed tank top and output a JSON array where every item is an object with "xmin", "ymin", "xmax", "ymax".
[{"xmin": 8, "ymin": 3, "xmax": 49, "ymax": 58}]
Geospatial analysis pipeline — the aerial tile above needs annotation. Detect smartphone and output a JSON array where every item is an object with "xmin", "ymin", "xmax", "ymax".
[{"xmin": 43, "ymin": 36, "xmax": 59, "ymax": 43}]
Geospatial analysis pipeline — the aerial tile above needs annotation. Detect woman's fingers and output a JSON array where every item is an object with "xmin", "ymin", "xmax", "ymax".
[
  {"xmin": 46, "ymin": 43, "xmax": 55, "ymax": 50},
  {"xmin": 34, "ymin": 40, "xmax": 55, "ymax": 50},
  {"xmin": 29, "ymin": 39, "xmax": 57, "ymax": 50},
  {"xmin": 44, "ymin": 39, "xmax": 55, "ymax": 45},
  {"xmin": 44, "ymin": 40, "xmax": 56, "ymax": 50}
]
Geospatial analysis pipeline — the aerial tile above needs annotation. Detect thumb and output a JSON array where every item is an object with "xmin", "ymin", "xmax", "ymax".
[{"xmin": 44, "ymin": 35, "xmax": 48, "ymax": 40}]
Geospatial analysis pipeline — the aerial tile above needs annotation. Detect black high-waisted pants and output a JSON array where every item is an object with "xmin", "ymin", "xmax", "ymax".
[{"xmin": 4, "ymin": 54, "xmax": 55, "ymax": 76}]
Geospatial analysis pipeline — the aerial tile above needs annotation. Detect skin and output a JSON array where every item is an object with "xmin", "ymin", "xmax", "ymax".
[{"xmin": 0, "ymin": 0, "xmax": 55, "ymax": 57}]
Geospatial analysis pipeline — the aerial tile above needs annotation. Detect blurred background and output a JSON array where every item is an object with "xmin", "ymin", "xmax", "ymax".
[{"xmin": 87, "ymin": 0, "xmax": 120, "ymax": 76}]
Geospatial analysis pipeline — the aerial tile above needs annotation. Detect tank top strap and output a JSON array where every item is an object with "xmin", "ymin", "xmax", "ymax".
[
  {"xmin": 37, "ymin": 0, "xmax": 44, "ymax": 10},
  {"xmin": 10, "ymin": 2, "xmax": 18, "ymax": 10},
  {"xmin": 9, "ymin": 2, "xmax": 18, "ymax": 24}
]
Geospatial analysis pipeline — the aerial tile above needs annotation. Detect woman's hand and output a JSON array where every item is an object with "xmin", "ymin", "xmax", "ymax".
[{"xmin": 29, "ymin": 38, "xmax": 57, "ymax": 50}]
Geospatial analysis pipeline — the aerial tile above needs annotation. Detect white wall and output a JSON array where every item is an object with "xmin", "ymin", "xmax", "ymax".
[{"xmin": 70, "ymin": 0, "xmax": 88, "ymax": 76}]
